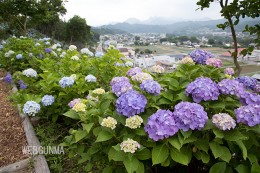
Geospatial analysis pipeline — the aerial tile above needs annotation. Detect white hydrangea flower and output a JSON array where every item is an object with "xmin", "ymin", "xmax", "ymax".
[
  {"xmin": 69, "ymin": 45, "xmax": 77, "ymax": 51},
  {"xmin": 93, "ymin": 88, "xmax": 105, "ymax": 95},
  {"xmin": 72, "ymin": 102, "xmax": 86, "ymax": 112},
  {"xmin": 125, "ymin": 61, "xmax": 134, "ymax": 67},
  {"xmin": 120, "ymin": 138, "xmax": 140, "ymax": 153},
  {"xmin": 35, "ymin": 43, "xmax": 40, "ymax": 46},
  {"xmin": 179, "ymin": 56, "xmax": 195, "ymax": 64},
  {"xmin": 4, "ymin": 50, "xmax": 15, "ymax": 57},
  {"xmin": 131, "ymin": 72, "xmax": 153, "ymax": 83},
  {"xmin": 80, "ymin": 48, "xmax": 93, "ymax": 56},
  {"xmin": 57, "ymin": 48, "xmax": 62, "ymax": 52},
  {"xmin": 150, "ymin": 65, "xmax": 165, "ymax": 73},
  {"xmin": 101, "ymin": 117, "xmax": 117, "ymax": 130},
  {"xmin": 22, "ymin": 68, "xmax": 37, "ymax": 77},
  {"xmin": 212, "ymin": 113, "xmax": 236, "ymax": 130},
  {"xmin": 51, "ymin": 44, "xmax": 57, "ymax": 49},
  {"xmin": 70, "ymin": 74, "xmax": 77, "ymax": 80},
  {"xmin": 71, "ymin": 55, "xmax": 79, "ymax": 61},
  {"xmin": 125, "ymin": 115, "xmax": 143, "ymax": 129},
  {"xmin": 52, "ymin": 51, "xmax": 57, "ymax": 57},
  {"xmin": 85, "ymin": 74, "xmax": 97, "ymax": 82}
]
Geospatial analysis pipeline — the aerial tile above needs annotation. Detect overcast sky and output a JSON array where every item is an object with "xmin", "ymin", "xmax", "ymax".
[{"xmin": 64, "ymin": 0, "xmax": 222, "ymax": 26}]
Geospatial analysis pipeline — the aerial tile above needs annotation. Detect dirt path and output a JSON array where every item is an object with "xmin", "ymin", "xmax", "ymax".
[{"xmin": 0, "ymin": 70, "xmax": 28, "ymax": 167}]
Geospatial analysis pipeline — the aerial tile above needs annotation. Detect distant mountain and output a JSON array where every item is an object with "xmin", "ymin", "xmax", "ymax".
[
  {"xmin": 91, "ymin": 27, "xmax": 127, "ymax": 35},
  {"xmin": 124, "ymin": 18, "xmax": 142, "ymax": 24},
  {"xmin": 99, "ymin": 18, "xmax": 260, "ymax": 34}
]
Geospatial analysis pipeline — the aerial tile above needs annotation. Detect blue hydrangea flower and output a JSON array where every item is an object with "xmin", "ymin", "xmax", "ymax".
[
  {"xmin": 140, "ymin": 80, "xmax": 161, "ymax": 95},
  {"xmin": 116, "ymin": 90, "xmax": 147, "ymax": 117},
  {"xmin": 235, "ymin": 76, "xmax": 258, "ymax": 91},
  {"xmin": 18, "ymin": 80, "xmax": 27, "ymax": 89},
  {"xmin": 85, "ymin": 74, "xmax": 97, "ymax": 82},
  {"xmin": 3, "ymin": 73, "xmax": 12, "ymax": 84},
  {"xmin": 127, "ymin": 67, "xmax": 142, "ymax": 76},
  {"xmin": 186, "ymin": 77, "xmax": 220, "ymax": 103},
  {"xmin": 173, "ymin": 102, "xmax": 208, "ymax": 131},
  {"xmin": 235, "ymin": 105, "xmax": 260, "ymax": 127},
  {"xmin": 39, "ymin": 53, "xmax": 43, "ymax": 58},
  {"xmin": 218, "ymin": 79, "xmax": 246, "ymax": 98},
  {"xmin": 240, "ymin": 91, "xmax": 260, "ymax": 106},
  {"xmin": 189, "ymin": 49, "xmax": 214, "ymax": 64},
  {"xmin": 95, "ymin": 51, "xmax": 103, "ymax": 57},
  {"xmin": 110, "ymin": 77, "xmax": 133, "ymax": 97},
  {"xmin": 145, "ymin": 109, "xmax": 179, "ymax": 141},
  {"xmin": 16, "ymin": 54, "xmax": 23, "ymax": 59},
  {"xmin": 22, "ymin": 101, "xmax": 41, "ymax": 116},
  {"xmin": 45, "ymin": 48, "xmax": 52, "ymax": 53},
  {"xmin": 41, "ymin": 95, "xmax": 55, "ymax": 106},
  {"xmin": 59, "ymin": 77, "xmax": 74, "ymax": 88}
]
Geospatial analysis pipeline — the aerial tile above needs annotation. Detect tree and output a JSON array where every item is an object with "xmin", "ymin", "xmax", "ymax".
[
  {"xmin": 66, "ymin": 15, "xmax": 91, "ymax": 48},
  {"xmin": 208, "ymin": 38, "xmax": 215, "ymax": 45},
  {"xmin": 197, "ymin": 0, "xmax": 260, "ymax": 76}
]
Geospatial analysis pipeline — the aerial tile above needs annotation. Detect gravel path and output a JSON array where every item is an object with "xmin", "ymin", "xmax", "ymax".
[{"xmin": 0, "ymin": 70, "xmax": 28, "ymax": 167}]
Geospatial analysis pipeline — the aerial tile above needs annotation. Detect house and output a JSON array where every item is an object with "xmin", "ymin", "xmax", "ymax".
[{"xmin": 221, "ymin": 48, "xmax": 245, "ymax": 59}]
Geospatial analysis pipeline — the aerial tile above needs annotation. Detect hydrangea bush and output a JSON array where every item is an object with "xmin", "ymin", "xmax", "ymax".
[{"xmin": 1, "ymin": 41, "xmax": 259, "ymax": 173}]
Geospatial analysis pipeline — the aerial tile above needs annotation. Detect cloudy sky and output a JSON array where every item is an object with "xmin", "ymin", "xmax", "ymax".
[{"xmin": 64, "ymin": 0, "xmax": 222, "ymax": 26}]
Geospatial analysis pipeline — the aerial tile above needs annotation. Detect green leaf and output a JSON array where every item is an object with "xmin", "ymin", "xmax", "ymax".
[
  {"xmin": 136, "ymin": 148, "xmax": 151, "ymax": 160},
  {"xmin": 63, "ymin": 110, "xmax": 80, "ymax": 120},
  {"xmin": 194, "ymin": 140, "xmax": 209, "ymax": 153},
  {"xmin": 170, "ymin": 147, "xmax": 192, "ymax": 165},
  {"xmin": 108, "ymin": 147, "xmax": 125, "ymax": 161},
  {"xmin": 75, "ymin": 130, "xmax": 87, "ymax": 142},
  {"xmin": 136, "ymin": 162, "xmax": 145, "ymax": 173},
  {"xmin": 200, "ymin": 152, "xmax": 210, "ymax": 164},
  {"xmin": 100, "ymin": 100, "xmax": 111, "ymax": 113},
  {"xmin": 95, "ymin": 130, "xmax": 113, "ymax": 142},
  {"xmin": 161, "ymin": 91, "xmax": 173, "ymax": 101},
  {"xmin": 81, "ymin": 123, "xmax": 94, "ymax": 133},
  {"xmin": 209, "ymin": 141, "xmax": 226, "ymax": 159},
  {"xmin": 181, "ymin": 130, "xmax": 192, "ymax": 139},
  {"xmin": 248, "ymin": 154, "xmax": 258, "ymax": 165},
  {"xmin": 235, "ymin": 164, "xmax": 249, "ymax": 173},
  {"xmin": 235, "ymin": 141, "xmax": 247, "ymax": 160},
  {"xmin": 209, "ymin": 102, "xmax": 225, "ymax": 109},
  {"xmin": 152, "ymin": 144, "xmax": 169, "ymax": 165},
  {"xmin": 224, "ymin": 130, "xmax": 248, "ymax": 141},
  {"xmin": 219, "ymin": 147, "xmax": 231, "ymax": 163},
  {"xmin": 102, "ymin": 166, "xmax": 113, "ymax": 173},
  {"xmin": 168, "ymin": 137, "xmax": 181, "ymax": 151},
  {"xmin": 251, "ymin": 163, "xmax": 260, "ymax": 173},
  {"xmin": 213, "ymin": 129, "xmax": 224, "ymax": 138},
  {"xmin": 123, "ymin": 156, "xmax": 139, "ymax": 173},
  {"xmin": 210, "ymin": 162, "xmax": 226, "ymax": 173}
]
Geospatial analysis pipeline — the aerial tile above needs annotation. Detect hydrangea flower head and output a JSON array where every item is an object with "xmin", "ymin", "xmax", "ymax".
[
  {"xmin": 218, "ymin": 79, "xmax": 246, "ymax": 98},
  {"xmin": 173, "ymin": 102, "xmax": 208, "ymax": 131},
  {"xmin": 110, "ymin": 76, "xmax": 133, "ymax": 97},
  {"xmin": 4, "ymin": 50, "xmax": 15, "ymax": 57},
  {"xmin": 71, "ymin": 55, "xmax": 79, "ymax": 61},
  {"xmin": 140, "ymin": 80, "xmax": 161, "ymax": 95},
  {"xmin": 131, "ymin": 72, "xmax": 153, "ymax": 83},
  {"xmin": 116, "ymin": 90, "xmax": 147, "ymax": 117},
  {"xmin": 85, "ymin": 74, "xmax": 97, "ymax": 82},
  {"xmin": 224, "ymin": 68, "xmax": 235, "ymax": 76},
  {"xmin": 235, "ymin": 105, "xmax": 260, "ymax": 126},
  {"xmin": 35, "ymin": 43, "xmax": 40, "ymax": 46},
  {"xmin": 186, "ymin": 77, "xmax": 220, "ymax": 103},
  {"xmin": 93, "ymin": 88, "xmax": 105, "ymax": 95},
  {"xmin": 212, "ymin": 113, "xmax": 236, "ymax": 130},
  {"xmin": 145, "ymin": 109, "xmax": 179, "ymax": 141},
  {"xmin": 101, "ymin": 117, "xmax": 117, "ymax": 130},
  {"xmin": 22, "ymin": 68, "xmax": 37, "ymax": 77},
  {"xmin": 16, "ymin": 54, "xmax": 23, "ymax": 59},
  {"xmin": 150, "ymin": 65, "xmax": 165, "ymax": 73},
  {"xmin": 205, "ymin": 58, "xmax": 222, "ymax": 68},
  {"xmin": 125, "ymin": 61, "xmax": 134, "ymax": 67},
  {"xmin": 240, "ymin": 91, "xmax": 260, "ymax": 106},
  {"xmin": 125, "ymin": 115, "xmax": 143, "ymax": 129},
  {"xmin": 18, "ymin": 80, "xmax": 27, "ymax": 89},
  {"xmin": 3, "ymin": 73, "xmax": 12, "ymax": 84},
  {"xmin": 235, "ymin": 76, "xmax": 258, "ymax": 91},
  {"xmin": 179, "ymin": 56, "xmax": 195, "ymax": 64},
  {"xmin": 72, "ymin": 102, "xmax": 86, "ymax": 112},
  {"xmin": 68, "ymin": 98, "xmax": 81, "ymax": 108},
  {"xmin": 45, "ymin": 48, "xmax": 52, "ymax": 53},
  {"xmin": 23, "ymin": 101, "xmax": 41, "ymax": 116},
  {"xmin": 59, "ymin": 77, "xmax": 74, "ymax": 88},
  {"xmin": 127, "ymin": 67, "xmax": 142, "ymax": 76},
  {"xmin": 86, "ymin": 94, "xmax": 99, "ymax": 102},
  {"xmin": 95, "ymin": 51, "xmax": 103, "ymax": 57},
  {"xmin": 68, "ymin": 45, "xmax": 77, "ymax": 51},
  {"xmin": 189, "ymin": 49, "xmax": 214, "ymax": 64},
  {"xmin": 120, "ymin": 138, "xmax": 140, "ymax": 153},
  {"xmin": 41, "ymin": 95, "xmax": 55, "ymax": 106}
]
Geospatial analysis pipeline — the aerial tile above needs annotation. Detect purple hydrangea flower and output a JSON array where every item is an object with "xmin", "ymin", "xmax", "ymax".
[
  {"xmin": 41, "ymin": 95, "xmax": 55, "ymax": 106},
  {"xmin": 173, "ymin": 102, "xmax": 208, "ymax": 131},
  {"xmin": 59, "ymin": 77, "xmax": 74, "ymax": 88},
  {"xmin": 110, "ymin": 76, "xmax": 130, "ymax": 86},
  {"xmin": 239, "ymin": 91, "xmax": 260, "ymax": 106},
  {"xmin": 205, "ymin": 58, "xmax": 222, "ymax": 68},
  {"xmin": 254, "ymin": 84, "xmax": 260, "ymax": 93},
  {"xmin": 218, "ymin": 79, "xmax": 246, "ymax": 98},
  {"xmin": 18, "ymin": 80, "xmax": 27, "ymax": 89},
  {"xmin": 116, "ymin": 90, "xmax": 147, "ymax": 117},
  {"xmin": 224, "ymin": 68, "xmax": 235, "ymax": 76},
  {"xmin": 140, "ymin": 80, "xmax": 161, "ymax": 96},
  {"xmin": 45, "ymin": 48, "xmax": 52, "ymax": 53},
  {"xmin": 189, "ymin": 49, "xmax": 214, "ymax": 64},
  {"xmin": 68, "ymin": 98, "xmax": 81, "ymax": 108},
  {"xmin": 145, "ymin": 109, "xmax": 179, "ymax": 141},
  {"xmin": 127, "ymin": 67, "xmax": 142, "ymax": 77},
  {"xmin": 235, "ymin": 105, "xmax": 260, "ymax": 127},
  {"xmin": 186, "ymin": 77, "xmax": 220, "ymax": 103},
  {"xmin": 3, "ymin": 73, "xmax": 12, "ymax": 84},
  {"xmin": 235, "ymin": 76, "xmax": 258, "ymax": 91},
  {"xmin": 39, "ymin": 53, "xmax": 43, "ymax": 58},
  {"xmin": 110, "ymin": 77, "xmax": 133, "ymax": 97}
]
